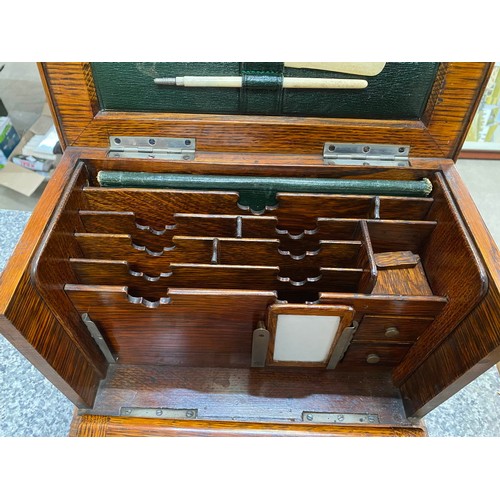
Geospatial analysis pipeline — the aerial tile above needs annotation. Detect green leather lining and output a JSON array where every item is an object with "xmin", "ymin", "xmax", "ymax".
[{"xmin": 91, "ymin": 62, "xmax": 439, "ymax": 119}]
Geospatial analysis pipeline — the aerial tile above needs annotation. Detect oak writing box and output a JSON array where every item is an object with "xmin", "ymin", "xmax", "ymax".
[{"xmin": 1, "ymin": 62, "xmax": 499, "ymax": 437}]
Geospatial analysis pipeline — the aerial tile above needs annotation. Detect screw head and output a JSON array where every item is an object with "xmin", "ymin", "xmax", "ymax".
[
  {"xmin": 156, "ymin": 409, "xmax": 163, "ymax": 416},
  {"xmin": 306, "ymin": 414, "xmax": 313, "ymax": 421},
  {"xmin": 186, "ymin": 410, "xmax": 195, "ymax": 418}
]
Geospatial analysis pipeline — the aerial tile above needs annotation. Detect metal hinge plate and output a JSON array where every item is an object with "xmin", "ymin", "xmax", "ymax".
[
  {"xmin": 108, "ymin": 136, "xmax": 196, "ymax": 160},
  {"xmin": 323, "ymin": 143, "xmax": 410, "ymax": 166},
  {"xmin": 120, "ymin": 407, "xmax": 198, "ymax": 419},
  {"xmin": 82, "ymin": 313, "xmax": 117, "ymax": 363},
  {"xmin": 302, "ymin": 412, "xmax": 380, "ymax": 424}
]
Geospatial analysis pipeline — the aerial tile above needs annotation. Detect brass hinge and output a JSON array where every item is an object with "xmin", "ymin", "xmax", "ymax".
[
  {"xmin": 323, "ymin": 143, "xmax": 410, "ymax": 166},
  {"xmin": 108, "ymin": 136, "xmax": 196, "ymax": 160}
]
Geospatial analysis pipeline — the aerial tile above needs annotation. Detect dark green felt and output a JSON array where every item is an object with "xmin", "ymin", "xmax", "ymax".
[{"xmin": 91, "ymin": 62, "xmax": 439, "ymax": 119}]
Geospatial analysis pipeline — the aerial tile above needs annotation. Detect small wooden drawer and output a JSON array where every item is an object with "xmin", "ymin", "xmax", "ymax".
[
  {"xmin": 341, "ymin": 343, "xmax": 413, "ymax": 366},
  {"xmin": 355, "ymin": 315, "xmax": 434, "ymax": 343}
]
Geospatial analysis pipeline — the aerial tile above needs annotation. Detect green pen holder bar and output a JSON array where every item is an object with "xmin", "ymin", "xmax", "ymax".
[{"xmin": 96, "ymin": 172, "xmax": 433, "ymax": 214}]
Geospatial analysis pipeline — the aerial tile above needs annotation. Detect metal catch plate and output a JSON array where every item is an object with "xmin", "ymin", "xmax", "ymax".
[
  {"xmin": 302, "ymin": 412, "xmax": 380, "ymax": 424},
  {"xmin": 120, "ymin": 407, "xmax": 198, "ymax": 419},
  {"xmin": 324, "ymin": 143, "xmax": 410, "ymax": 166},
  {"xmin": 109, "ymin": 136, "xmax": 195, "ymax": 160}
]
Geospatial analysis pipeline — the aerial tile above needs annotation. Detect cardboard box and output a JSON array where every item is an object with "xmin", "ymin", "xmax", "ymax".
[
  {"xmin": 0, "ymin": 104, "xmax": 60, "ymax": 197},
  {"xmin": 0, "ymin": 116, "xmax": 21, "ymax": 166}
]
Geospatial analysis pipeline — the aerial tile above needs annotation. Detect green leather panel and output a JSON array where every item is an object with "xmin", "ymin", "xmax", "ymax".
[{"xmin": 91, "ymin": 62, "xmax": 439, "ymax": 119}]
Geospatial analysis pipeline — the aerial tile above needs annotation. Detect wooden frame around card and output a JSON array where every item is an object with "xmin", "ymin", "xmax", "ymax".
[{"xmin": 266, "ymin": 303, "xmax": 355, "ymax": 367}]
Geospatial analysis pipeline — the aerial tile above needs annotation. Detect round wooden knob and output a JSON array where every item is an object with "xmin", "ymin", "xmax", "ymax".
[
  {"xmin": 384, "ymin": 326, "xmax": 400, "ymax": 338},
  {"xmin": 366, "ymin": 353, "xmax": 380, "ymax": 364}
]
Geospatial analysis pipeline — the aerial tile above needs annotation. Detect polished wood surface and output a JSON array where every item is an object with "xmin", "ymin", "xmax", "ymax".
[
  {"xmin": 39, "ymin": 63, "xmax": 493, "ymax": 161},
  {"xmin": 70, "ymin": 414, "xmax": 426, "ymax": 437},
  {"xmin": 354, "ymin": 315, "xmax": 434, "ymax": 343},
  {"xmin": 372, "ymin": 262, "xmax": 434, "ymax": 296},
  {"xmin": 393, "ymin": 173, "xmax": 488, "ymax": 385},
  {"xmin": 65, "ymin": 286, "xmax": 276, "ymax": 366},
  {"xmin": 85, "ymin": 364, "xmax": 415, "ymax": 426},
  {"xmin": 70, "ymin": 260, "xmax": 365, "ymax": 296},
  {"xmin": 0, "ymin": 152, "xmax": 104, "ymax": 407},
  {"xmin": 399, "ymin": 163, "xmax": 500, "ymax": 416}
]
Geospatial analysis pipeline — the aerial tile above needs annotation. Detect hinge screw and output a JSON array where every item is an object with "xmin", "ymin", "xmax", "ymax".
[
  {"xmin": 186, "ymin": 410, "xmax": 195, "ymax": 418},
  {"xmin": 306, "ymin": 414, "xmax": 313, "ymax": 421},
  {"xmin": 156, "ymin": 410, "xmax": 163, "ymax": 416}
]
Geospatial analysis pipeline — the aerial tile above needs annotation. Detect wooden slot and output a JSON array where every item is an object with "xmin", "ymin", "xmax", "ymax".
[
  {"xmin": 74, "ymin": 234, "xmax": 365, "ymax": 275},
  {"xmin": 70, "ymin": 260, "xmax": 365, "ymax": 298},
  {"xmin": 367, "ymin": 220, "xmax": 437, "ymax": 254},
  {"xmin": 315, "ymin": 218, "xmax": 363, "ymax": 239},
  {"xmin": 84, "ymin": 188, "xmax": 418, "ymax": 230},
  {"xmin": 81, "ymin": 211, "xmax": 280, "ymax": 240},
  {"xmin": 354, "ymin": 220, "xmax": 378, "ymax": 294},
  {"xmin": 273, "ymin": 194, "xmax": 374, "ymax": 230},
  {"xmin": 64, "ymin": 285, "xmax": 277, "ymax": 366},
  {"xmin": 80, "ymin": 211, "xmax": 176, "ymax": 251},
  {"xmin": 83, "ymin": 188, "xmax": 242, "ymax": 227},
  {"xmin": 378, "ymin": 196, "xmax": 434, "ymax": 220}
]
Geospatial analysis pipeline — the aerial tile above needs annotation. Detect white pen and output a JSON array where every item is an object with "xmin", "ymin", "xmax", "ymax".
[{"xmin": 154, "ymin": 76, "xmax": 368, "ymax": 89}]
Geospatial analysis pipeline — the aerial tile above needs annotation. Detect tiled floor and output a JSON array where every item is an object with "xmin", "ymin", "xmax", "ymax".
[{"xmin": 0, "ymin": 63, "xmax": 499, "ymax": 436}]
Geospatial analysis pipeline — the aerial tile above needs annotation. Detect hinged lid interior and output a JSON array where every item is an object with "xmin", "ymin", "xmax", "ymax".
[{"xmin": 40, "ymin": 62, "xmax": 493, "ymax": 160}]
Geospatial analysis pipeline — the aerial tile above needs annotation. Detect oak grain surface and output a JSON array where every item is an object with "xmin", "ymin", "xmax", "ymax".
[{"xmin": 71, "ymin": 414, "xmax": 426, "ymax": 437}]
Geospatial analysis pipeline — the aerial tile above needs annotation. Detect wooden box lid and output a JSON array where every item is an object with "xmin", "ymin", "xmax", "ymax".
[{"xmin": 40, "ymin": 62, "xmax": 493, "ymax": 160}]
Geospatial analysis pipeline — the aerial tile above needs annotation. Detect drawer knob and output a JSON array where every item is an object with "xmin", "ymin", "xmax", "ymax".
[
  {"xmin": 384, "ymin": 326, "xmax": 400, "ymax": 338},
  {"xmin": 366, "ymin": 353, "xmax": 381, "ymax": 364}
]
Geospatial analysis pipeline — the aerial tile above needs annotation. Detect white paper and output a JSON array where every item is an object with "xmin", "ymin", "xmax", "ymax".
[{"xmin": 273, "ymin": 314, "xmax": 341, "ymax": 363}]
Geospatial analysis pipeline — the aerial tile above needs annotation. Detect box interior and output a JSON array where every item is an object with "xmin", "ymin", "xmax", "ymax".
[{"xmin": 29, "ymin": 156, "xmax": 487, "ymax": 425}]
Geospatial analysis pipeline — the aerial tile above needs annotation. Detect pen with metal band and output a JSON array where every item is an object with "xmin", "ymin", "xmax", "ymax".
[{"xmin": 154, "ymin": 76, "xmax": 368, "ymax": 89}]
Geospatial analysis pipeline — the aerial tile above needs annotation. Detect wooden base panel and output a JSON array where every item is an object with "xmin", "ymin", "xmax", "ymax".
[{"xmin": 69, "ymin": 413, "xmax": 426, "ymax": 437}]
